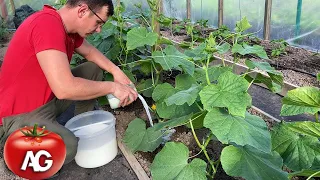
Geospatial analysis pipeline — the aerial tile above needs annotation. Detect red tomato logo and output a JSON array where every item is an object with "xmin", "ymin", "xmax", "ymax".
[{"xmin": 4, "ymin": 124, "xmax": 66, "ymax": 180}]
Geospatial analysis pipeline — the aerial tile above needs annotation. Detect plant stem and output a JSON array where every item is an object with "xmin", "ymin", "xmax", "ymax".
[
  {"xmin": 247, "ymin": 79, "xmax": 254, "ymax": 91},
  {"xmin": 307, "ymin": 170, "xmax": 320, "ymax": 180},
  {"xmin": 204, "ymin": 54, "xmax": 212, "ymax": 85},
  {"xmin": 189, "ymin": 119, "xmax": 216, "ymax": 176},
  {"xmin": 195, "ymin": 102, "xmax": 204, "ymax": 111},
  {"xmin": 221, "ymin": 55, "xmax": 226, "ymax": 67},
  {"xmin": 203, "ymin": 133, "xmax": 213, "ymax": 148},
  {"xmin": 315, "ymin": 112, "xmax": 319, "ymax": 123}
]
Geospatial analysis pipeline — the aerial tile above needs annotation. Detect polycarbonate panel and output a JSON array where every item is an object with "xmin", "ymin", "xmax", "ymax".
[
  {"xmin": 0, "ymin": 0, "xmax": 57, "ymax": 16},
  {"xmin": 13, "ymin": 0, "xmax": 57, "ymax": 11},
  {"xmin": 163, "ymin": 0, "xmax": 187, "ymax": 20},
  {"xmin": 224, "ymin": 0, "xmax": 265, "ymax": 38},
  {"xmin": 271, "ymin": 0, "xmax": 320, "ymax": 51},
  {"xmin": 121, "ymin": 0, "xmax": 150, "ymax": 16},
  {"xmin": 191, "ymin": 0, "xmax": 218, "ymax": 27}
]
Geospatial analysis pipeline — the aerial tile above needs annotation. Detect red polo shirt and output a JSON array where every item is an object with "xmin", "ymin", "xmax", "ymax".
[{"xmin": 0, "ymin": 5, "xmax": 84, "ymax": 125}]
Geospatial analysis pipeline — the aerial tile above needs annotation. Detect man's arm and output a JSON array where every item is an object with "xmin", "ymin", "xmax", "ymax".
[
  {"xmin": 37, "ymin": 49, "xmax": 137, "ymax": 106},
  {"xmin": 37, "ymin": 50, "xmax": 115, "ymax": 100},
  {"xmin": 75, "ymin": 40, "xmax": 134, "ymax": 86}
]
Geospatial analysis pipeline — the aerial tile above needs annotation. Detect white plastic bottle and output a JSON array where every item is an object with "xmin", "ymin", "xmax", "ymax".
[
  {"xmin": 107, "ymin": 84, "xmax": 137, "ymax": 109},
  {"xmin": 107, "ymin": 94, "xmax": 121, "ymax": 109}
]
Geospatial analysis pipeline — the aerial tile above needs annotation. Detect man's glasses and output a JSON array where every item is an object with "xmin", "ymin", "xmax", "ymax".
[{"xmin": 87, "ymin": 6, "xmax": 106, "ymax": 27}]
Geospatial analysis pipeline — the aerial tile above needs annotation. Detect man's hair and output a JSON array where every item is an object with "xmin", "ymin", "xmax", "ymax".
[{"xmin": 66, "ymin": 0, "xmax": 114, "ymax": 16}]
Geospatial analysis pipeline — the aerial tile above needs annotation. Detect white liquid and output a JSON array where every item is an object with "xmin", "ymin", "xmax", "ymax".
[{"xmin": 75, "ymin": 138, "xmax": 118, "ymax": 168}]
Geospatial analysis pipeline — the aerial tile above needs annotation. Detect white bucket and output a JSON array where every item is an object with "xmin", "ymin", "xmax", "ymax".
[{"xmin": 65, "ymin": 110, "xmax": 118, "ymax": 168}]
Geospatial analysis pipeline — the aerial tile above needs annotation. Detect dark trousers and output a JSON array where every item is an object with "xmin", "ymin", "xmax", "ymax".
[{"xmin": 0, "ymin": 62, "xmax": 103, "ymax": 164}]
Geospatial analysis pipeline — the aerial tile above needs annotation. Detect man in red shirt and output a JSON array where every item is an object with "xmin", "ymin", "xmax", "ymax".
[{"xmin": 0, "ymin": 0, "xmax": 137, "ymax": 168}]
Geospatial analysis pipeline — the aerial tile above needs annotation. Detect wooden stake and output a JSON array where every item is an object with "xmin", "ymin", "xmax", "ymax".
[
  {"xmin": 263, "ymin": 0, "xmax": 272, "ymax": 40},
  {"xmin": 186, "ymin": 0, "xmax": 191, "ymax": 19},
  {"xmin": 218, "ymin": 0, "xmax": 223, "ymax": 27},
  {"xmin": 9, "ymin": 0, "xmax": 15, "ymax": 14}
]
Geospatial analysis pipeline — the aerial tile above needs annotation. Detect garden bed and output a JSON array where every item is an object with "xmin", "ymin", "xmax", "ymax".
[{"xmin": 160, "ymin": 29, "xmax": 320, "ymax": 88}]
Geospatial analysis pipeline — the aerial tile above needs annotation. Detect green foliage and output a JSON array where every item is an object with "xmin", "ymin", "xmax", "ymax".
[
  {"xmin": 126, "ymin": 27, "xmax": 158, "ymax": 50},
  {"xmin": 150, "ymin": 142, "xmax": 207, "ymax": 180},
  {"xmin": 123, "ymin": 118, "xmax": 163, "ymax": 153},
  {"xmin": 221, "ymin": 145, "xmax": 288, "ymax": 180},
  {"xmin": 270, "ymin": 39, "xmax": 288, "ymax": 58},
  {"xmin": 232, "ymin": 43, "xmax": 269, "ymax": 59},
  {"xmin": 286, "ymin": 121, "xmax": 320, "ymax": 138},
  {"xmin": 235, "ymin": 17, "xmax": 252, "ymax": 33},
  {"xmin": 103, "ymin": 6, "xmax": 317, "ymax": 179},
  {"xmin": 199, "ymin": 71, "xmax": 252, "ymax": 117},
  {"xmin": 0, "ymin": 17, "xmax": 8, "ymax": 41},
  {"xmin": 280, "ymin": 87, "xmax": 320, "ymax": 116},
  {"xmin": 317, "ymin": 73, "xmax": 320, "ymax": 81},
  {"xmin": 204, "ymin": 109, "xmax": 271, "ymax": 153},
  {"xmin": 245, "ymin": 59, "xmax": 284, "ymax": 93},
  {"xmin": 272, "ymin": 122, "xmax": 320, "ymax": 171},
  {"xmin": 152, "ymin": 45, "xmax": 195, "ymax": 75}
]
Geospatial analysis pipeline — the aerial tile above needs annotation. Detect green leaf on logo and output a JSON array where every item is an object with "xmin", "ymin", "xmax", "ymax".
[
  {"xmin": 271, "ymin": 122, "xmax": 320, "ymax": 171},
  {"xmin": 281, "ymin": 87, "xmax": 320, "ymax": 116},
  {"xmin": 123, "ymin": 118, "xmax": 163, "ymax": 153},
  {"xmin": 204, "ymin": 108, "xmax": 271, "ymax": 153},
  {"xmin": 150, "ymin": 142, "xmax": 207, "ymax": 180},
  {"xmin": 199, "ymin": 71, "xmax": 251, "ymax": 117},
  {"xmin": 153, "ymin": 45, "xmax": 195, "ymax": 75},
  {"xmin": 221, "ymin": 145, "xmax": 287, "ymax": 180},
  {"xmin": 126, "ymin": 27, "xmax": 158, "ymax": 50}
]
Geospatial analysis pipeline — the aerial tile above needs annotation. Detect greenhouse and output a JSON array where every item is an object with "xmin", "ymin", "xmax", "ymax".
[{"xmin": 0, "ymin": 0, "xmax": 319, "ymax": 180}]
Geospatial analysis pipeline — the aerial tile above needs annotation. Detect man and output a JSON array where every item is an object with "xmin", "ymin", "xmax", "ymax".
[{"xmin": 0, "ymin": 0, "xmax": 137, "ymax": 168}]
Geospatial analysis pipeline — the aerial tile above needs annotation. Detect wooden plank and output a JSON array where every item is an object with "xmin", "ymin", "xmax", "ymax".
[
  {"xmin": 251, "ymin": 106, "xmax": 281, "ymax": 122},
  {"xmin": 186, "ymin": 0, "xmax": 191, "ymax": 19},
  {"xmin": 218, "ymin": 0, "xmax": 223, "ymax": 27},
  {"xmin": 263, "ymin": 0, "xmax": 272, "ymax": 40},
  {"xmin": 117, "ymin": 133, "xmax": 150, "ymax": 180}
]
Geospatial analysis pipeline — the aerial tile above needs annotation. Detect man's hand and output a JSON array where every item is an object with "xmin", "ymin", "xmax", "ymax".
[
  {"xmin": 112, "ymin": 82, "xmax": 138, "ymax": 107},
  {"xmin": 110, "ymin": 66, "xmax": 133, "ymax": 85}
]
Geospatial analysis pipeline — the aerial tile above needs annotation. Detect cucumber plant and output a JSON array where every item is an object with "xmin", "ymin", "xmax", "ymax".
[{"xmin": 123, "ymin": 17, "xmax": 292, "ymax": 180}]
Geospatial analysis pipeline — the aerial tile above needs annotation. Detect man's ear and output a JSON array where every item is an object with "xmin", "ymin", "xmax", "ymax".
[{"xmin": 77, "ymin": 4, "xmax": 88, "ymax": 18}]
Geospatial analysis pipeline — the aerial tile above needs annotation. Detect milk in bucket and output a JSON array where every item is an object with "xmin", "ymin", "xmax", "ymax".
[{"xmin": 65, "ymin": 110, "xmax": 117, "ymax": 168}]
